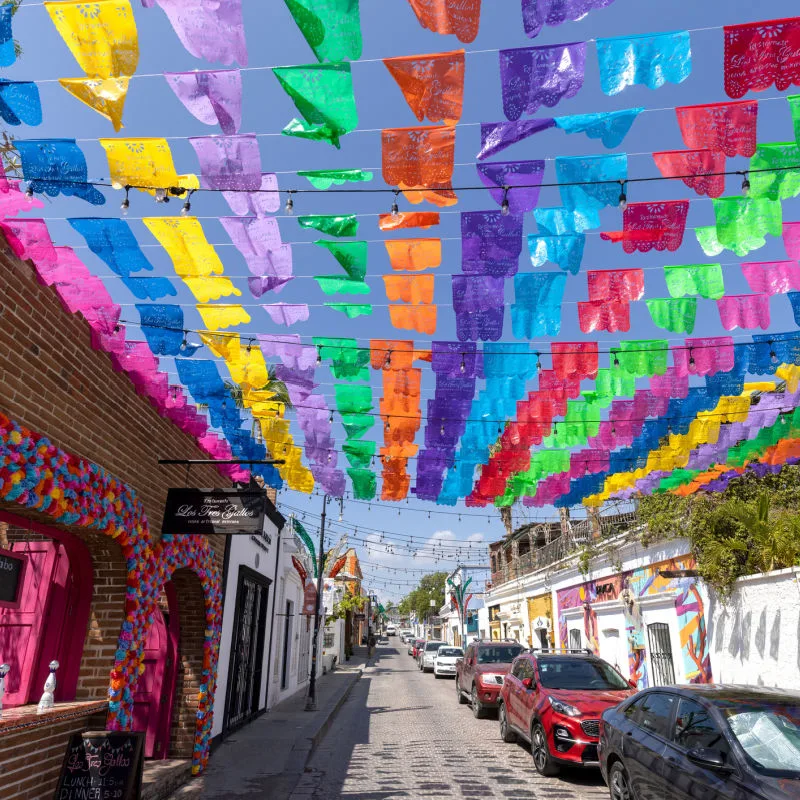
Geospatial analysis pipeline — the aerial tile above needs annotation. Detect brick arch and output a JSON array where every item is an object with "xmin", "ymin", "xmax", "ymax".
[{"xmin": 0, "ymin": 412, "xmax": 222, "ymax": 773}]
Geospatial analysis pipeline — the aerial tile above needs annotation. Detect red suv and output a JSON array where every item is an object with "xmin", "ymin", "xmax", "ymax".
[
  {"xmin": 456, "ymin": 640, "xmax": 526, "ymax": 718},
  {"xmin": 498, "ymin": 650, "xmax": 635, "ymax": 776}
]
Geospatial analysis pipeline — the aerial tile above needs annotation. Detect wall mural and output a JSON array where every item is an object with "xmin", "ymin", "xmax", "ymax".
[
  {"xmin": 0, "ymin": 411, "xmax": 222, "ymax": 774},
  {"xmin": 556, "ymin": 556, "xmax": 712, "ymax": 688}
]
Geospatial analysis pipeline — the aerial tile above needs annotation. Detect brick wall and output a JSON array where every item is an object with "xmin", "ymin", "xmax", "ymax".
[{"xmin": 0, "ymin": 704, "xmax": 108, "ymax": 800}]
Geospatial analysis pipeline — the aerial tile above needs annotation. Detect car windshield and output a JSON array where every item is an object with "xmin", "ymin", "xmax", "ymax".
[
  {"xmin": 438, "ymin": 648, "xmax": 463, "ymax": 658},
  {"xmin": 536, "ymin": 658, "xmax": 630, "ymax": 690},
  {"xmin": 425, "ymin": 643, "xmax": 444, "ymax": 652},
  {"xmin": 724, "ymin": 704, "xmax": 800, "ymax": 777},
  {"xmin": 477, "ymin": 646, "xmax": 524, "ymax": 664}
]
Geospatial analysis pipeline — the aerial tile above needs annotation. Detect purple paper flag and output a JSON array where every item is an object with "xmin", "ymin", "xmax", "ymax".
[
  {"xmin": 477, "ymin": 118, "xmax": 555, "ymax": 160},
  {"xmin": 452, "ymin": 275, "xmax": 506, "ymax": 341},
  {"xmin": 145, "ymin": 0, "xmax": 248, "ymax": 66},
  {"xmin": 165, "ymin": 69, "xmax": 242, "ymax": 134},
  {"xmin": 461, "ymin": 210, "xmax": 523, "ymax": 277},
  {"xmin": 476, "ymin": 159, "xmax": 545, "ymax": 214},
  {"xmin": 499, "ymin": 42, "xmax": 586, "ymax": 120},
  {"xmin": 189, "ymin": 134, "xmax": 261, "ymax": 190},
  {"xmin": 224, "ymin": 173, "xmax": 280, "ymax": 217},
  {"xmin": 521, "ymin": 0, "xmax": 616, "ymax": 39},
  {"xmin": 262, "ymin": 303, "xmax": 309, "ymax": 326},
  {"xmin": 221, "ymin": 216, "xmax": 293, "ymax": 279},
  {"xmin": 248, "ymin": 276, "xmax": 293, "ymax": 298}
]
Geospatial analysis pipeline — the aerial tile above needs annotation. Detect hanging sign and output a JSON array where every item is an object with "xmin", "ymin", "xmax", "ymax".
[
  {"xmin": 54, "ymin": 731, "xmax": 144, "ymax": 800},
  {"xmin": 0, "ymin": 547, "xmax": 26, "ymax": 608},
  {"xmin": 302, "ymin": 582, "xmax": 317, "ymax": 616},
  {"xmin": 162, "ymin": 488, "xmax": 267, "ymax": 536}
]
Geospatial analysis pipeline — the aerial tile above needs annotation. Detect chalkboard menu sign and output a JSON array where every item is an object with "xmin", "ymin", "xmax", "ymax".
[
  {"xmin": 0, "ymin": 547, "xmax": 26, "ymax": 608},
  {"xmin": 54, "ymin": 731, "xmax": 144, "ymax": 800},
  {"xmin": 162, "ymin": 488, "xmax": 267, "ymax": 536}
]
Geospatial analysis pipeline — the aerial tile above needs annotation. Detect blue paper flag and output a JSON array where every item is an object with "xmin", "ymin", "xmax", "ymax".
[
  {"xmin": 534, "ymin": 205, "xmax": 600, "ymax": 234},
  {"xmin": 512, "ymin": 272, "xmax": 567, "ymax": 338},
  {"xmin": 17, "ymin": 139, "xmax": 104, "ymax": 204},
  {"xmin": 554, "ymin": 107, "xmax": 643, "ymax": 148},
  {"xmin": 555, "ymin": 153, "xmax": 627, "ymax": 215},
  {"xmin": 70, "ymin": 218, "xmax": 154, "ymax": 278},
  {"xmin": 528, "ymin": 233, "xmax": 585, "ymax": 274},
  {"xmin": 136, "ymin": 304, "xmax": 188, "ymax": 356},
  {"xmin": 596, "ymin": 31, "xmax": 692, "ymax": 96},
  {"xmin": 0, "ymin": 80, "xmax": 41, "ymax": 126},
  {"xmin": 0, "ymin": 5, "xmax": 16, "ymax": 68},
  {"xmin": 123, "ymin": 276, "xmax": 177, "ymax": 301}
]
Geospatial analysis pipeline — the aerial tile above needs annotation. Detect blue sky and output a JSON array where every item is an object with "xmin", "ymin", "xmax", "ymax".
[{"xmin": 8, "ymin": 0, "xmax": 800, "ymax": 601}]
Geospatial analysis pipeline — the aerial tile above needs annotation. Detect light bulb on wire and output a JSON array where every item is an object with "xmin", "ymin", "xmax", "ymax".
[
  {"xmin": 391, "ymin": 189, "xmax": 400, "ymax": 217},
  {"xmin": 618, "ymin": 180, "xmax": 627, "ymax": 210},
  {"xmin": 285, "ymin": 191, "xmax": 295, "ymax": 215},
  {"xmin": 500, "ymin": 185, "xmax": 511, "ymax": 216},
  {"xmin": 120, "ymin": 185, "xmax": 131, "ymax": 215}
]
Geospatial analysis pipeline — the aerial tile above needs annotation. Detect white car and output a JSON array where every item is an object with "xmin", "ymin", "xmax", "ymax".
[
  {"xmin": 419, "ymin": 641, "xmax": 446, "ymax": 672},
  {"xmin": 433, "ymin": 646, "xmax": 464, "ymax": 678},
  {"xmin": 386, "ymin": 624, "xmax": 397, "ymax": 636}
]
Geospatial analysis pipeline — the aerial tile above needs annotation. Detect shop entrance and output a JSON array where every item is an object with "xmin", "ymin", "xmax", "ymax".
[
  {"xmin": 132, "ymin": 582, "xmax": 179, "ymax": 759},
  {"xmin": 224, "ymin": 566, "xmax": 270, "ymax": 733}
]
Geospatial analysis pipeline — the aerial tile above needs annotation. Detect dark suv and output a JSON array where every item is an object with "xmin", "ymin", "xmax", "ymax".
[
  {"xmin": 498, "ymin": 649, "xmax": 635, "ymax": 775},
  {"xmin": 456, "ymin": 640, "xmax": 526, "ymax": 718}
]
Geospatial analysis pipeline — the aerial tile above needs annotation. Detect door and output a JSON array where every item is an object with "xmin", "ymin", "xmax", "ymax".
[
  {"xmin": 296, "ymin": 615, "xmax": 310, "ymax": 685},
  {"xmin": 225, "ymin": 568, "xmax": 269, "ymax": 733},
  {"xmin": 505, "ymin": 659, "xmax": 527, "ymax": 729},
  {"xmin": 625, "ymin": 691, "xmax": 675, "ymax": 800},
  {"xmin": 647, "ymin": 623, "xmax": 676, "ymax": 686},
  {"xmin": 281, "ymin": 600, "xmax": 294, "ymax": 690},
  {"xmin": 0, "ymin": 540, "xmax": 59, "ymax": 706}
]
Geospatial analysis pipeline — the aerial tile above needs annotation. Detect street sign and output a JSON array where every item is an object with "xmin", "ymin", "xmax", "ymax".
[{"xmin": 162, "ymin": 488, "xmax": 267, "ymax": 536}]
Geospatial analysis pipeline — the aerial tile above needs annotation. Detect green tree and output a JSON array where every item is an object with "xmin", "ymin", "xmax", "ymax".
[{"xmin": 398, "ymin": 571, "xmax": 448, "ymax": 621}]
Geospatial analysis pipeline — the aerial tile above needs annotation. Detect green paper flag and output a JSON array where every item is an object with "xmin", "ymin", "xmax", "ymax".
[
  {"xmin": 283, "ymin": 0, "xmax": 362, "ymax": 62},
  {"xmin": 298, "ymin": 168, "xmax": 373, "ymax": 189},
  {"xmin": 543, "ymin": 398, "xmax": 602, "ymax": 448},
  {"xmin": 506, "ymin": 449, "xmax": 571, "ymax": 499},
  {"xmin": 314, "ymin": 276, "xmax": 371, "ymax": 295},
  {"xmin": 695, "ymin": 226, "xmax": 725, "ymax": 257},
  {"xmin": 314, "ymin": 336, "xmax": 370, "ymax": 380},
  {"xmin": 326, "ymin": 302, "xmax": 373, "ymax": 318},
  {"xmin": 343, "ymin": 439, "xmax": 375, "ymax": 468},
  {"xmin": 788, "ymin": 95, "xmax": 800, "ymax": 145},
  {"xmin": 664, "ymin": 263, "xmax": 725, "ymax": 300},
  {"xmin": 299, "ymin": 214, "xmax": 359, "ymax": 237},
  {"xmin": 293, "ymin": 518, "xmax": 318, "ymax": 576},
  {"xmin": 646, "ymin": 297, "xmax": 697, "ymax": 334},
  {"xmin": 711, "ymin": 196, "xmax": 782, "ymax": 257},
  {"xmin": 315, "ymin": 240, "xmax": 367, "ymax": 281},
  {"xmin": 615, "ymin": 340, "xmax": 669, "ymax": 377},
  {"xmin": 273, "ymin": 62, "xmax": 358, "ymax": 148},
  {"xmin": 341, "ymin": 412, "xmax": 373, "ymax": 439},
  {"xmin": 594, "ymin": 367, "xmax": 636, "ymax": 407},
  {"xmin": 335, "ymin": 383, "xmax": 372, "ymax": 414},
  {"xmin": 348, "ymin": 467, "xmax": 376, "ymax": 499},
  {"xmin": 749, "ymin": 142, "xmax": 800, "ymax": 201}
]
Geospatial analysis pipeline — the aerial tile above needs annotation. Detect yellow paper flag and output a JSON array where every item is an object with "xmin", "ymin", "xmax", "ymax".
[
  {"xmin": 102, "ymin": 139, "xmax": 198, "ymax": 195},
  {"xmin": 143, "ymin": 217, "xmax": 223, "ymax": 278},
  {"xmin": 196, "ymin": 304, "xmax": 251, "ymax": 330},
  {"xmin": 59, "ymin": 77, "xmax": 130, "ymax": 131}
]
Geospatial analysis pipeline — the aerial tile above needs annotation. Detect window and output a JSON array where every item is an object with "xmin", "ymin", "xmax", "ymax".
[
  {"xmin": 647, "ymin": 622, "xmax": 676, "ymax": 685},
  {"xmin": 725, "ymin": 704, "xmax": 800, "ymax": 776},
  {"xmin": 635, "ymin": 692, "xmax": 676, "ymax": 738},
  {"xmin": 673, "ymin": 698, "xmax": 729, "ymax": 756},
  {"xmin": 569, "ymin": 628, "xmax": 582, "ymax": 649},
  {"xmin": 623, "ymin": 698, "xmax": 643, "ymax": 720},
  {"xmin": 477, "ymin": 645, "xmax": 524, "ymax": 664},
  {"xmin": 323, "ymin": 631, "xmax": 335, "ymax": 649},
  {"xmin": 536, "ymin": 658, "xmax": 630, "ymax": 690},
  {"xmin": 511, "ymin": 659, "xmax": 528, "ymax": 679}
]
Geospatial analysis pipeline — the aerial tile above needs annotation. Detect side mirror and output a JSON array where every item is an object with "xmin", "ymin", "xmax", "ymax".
[
  {"xmin": 456, "ymin": 657, "xmax": 463, "ymax": 663},
  {"xmin": 521, "ymin": 677, "xmax": 534, "ymax": 690},
  {"xmin": 687, "ymin": 747, "xmax": 734, "ymax": 773},
  {"xmin": 628, "ymin": 679, "xmax": 638, "ymax": 690}
]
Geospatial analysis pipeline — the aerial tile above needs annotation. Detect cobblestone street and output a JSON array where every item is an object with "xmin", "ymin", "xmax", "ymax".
[{"xmin": 291, "ymin": 643, "xmax": 609, "ymax": 800}]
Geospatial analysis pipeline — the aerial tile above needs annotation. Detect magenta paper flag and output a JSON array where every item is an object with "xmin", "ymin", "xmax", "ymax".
[
  {"xmin": 0, "ymin": 218, "xmax": 57, "ymax": 265},
  {"xmin": 717, "ymin": 294, "xmax": 771, "ymax": 330},
  {"xmin": 262, "ymin": 303, "xmax": 309, "ymax": 326},
  {"xmin": 784, "ymin": 221, "xmax": 800, "ymax": 259},
  {"xmin": 0, "ymin": 174, "xmax": 43, "ymax": 216},
  {"xmin": 189, "ymin": 134, "xmax": 261, "ymax": 190},
  {"xmin": 224, "ymin": 172, "xmax": 280, "ymax": 216},
  {"xmin": 742, "ymin": 260, "xmax": 800, "ymax": 295},
  {"xmin": 165, "ymin": 69, "xmax": 242, "ymax": 134},
  {"xmin": 674, "ymin": 336, "xmax": 734, "ymax": 377},
  {"xmin": 144, "ymin": 0, "xmax": 247, "ymax": 66},
  {"xmin": 651, "ymin": 366, "xmax": 689, "ymax": 399},
  {"xmin": 600, "ymin": 200, "xmax": 688, "ymax": 253},
  {"xmin": 475, "ymin": 159, "xmax": 545, "ymax": 214}
]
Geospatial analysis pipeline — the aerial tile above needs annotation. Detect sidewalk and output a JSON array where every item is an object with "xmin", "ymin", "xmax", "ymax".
[{"xmin": 164, "ymin": 648, "xmax": 372, "ymax": 800}]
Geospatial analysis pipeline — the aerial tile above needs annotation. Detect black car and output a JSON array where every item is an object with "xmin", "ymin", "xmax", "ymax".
[{"xmin": 599, "ymin": 685, "xmax": 800, "ymax": 800}]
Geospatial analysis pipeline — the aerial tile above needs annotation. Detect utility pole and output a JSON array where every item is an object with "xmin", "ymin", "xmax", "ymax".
[{"xmin": 305, "ymin": 494, "xmax": 328, "ymax": 711}]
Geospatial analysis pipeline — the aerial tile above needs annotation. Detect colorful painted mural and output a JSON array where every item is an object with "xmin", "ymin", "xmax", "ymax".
[{"xmin": 557, "ymin": 557, "xmax": 712, "ymax": 689}]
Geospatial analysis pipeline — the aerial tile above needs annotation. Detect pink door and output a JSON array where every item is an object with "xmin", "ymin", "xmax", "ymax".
[
  {"xmin": 0, "ymin": 541, "xmax": 59, "ymax": 706},
  {"xmin": 132, "ymin": 587, "xmax": 179, "ymax": 759}
]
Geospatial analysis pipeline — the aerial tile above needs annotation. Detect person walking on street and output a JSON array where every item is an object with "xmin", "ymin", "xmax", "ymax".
[{"xmin": 368, "ymin": 632, "xmax": 376, "ymax": 658}]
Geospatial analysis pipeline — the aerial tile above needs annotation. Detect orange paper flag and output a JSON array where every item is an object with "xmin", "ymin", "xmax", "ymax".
[
  {"xmin": 384, "ymin": 238, "xmax": 441, "ymax": 271},
  {"xmin": 389, "ymin": 304, "xmax": 438, "ymax": 334},
  {"xmin": 383, "ymin": 50, "xmax": 465, "ymax": 124},
  {"xmin": 378, "ymin": 211, "xmax": 440, "ymax": 231},
  {"xmin": 383, "ymin": 274, "xmax": 435, "ymax": 304},
  {"xmin": 406, "ymin": 0, "xmax": 482, "ymax": 43}
]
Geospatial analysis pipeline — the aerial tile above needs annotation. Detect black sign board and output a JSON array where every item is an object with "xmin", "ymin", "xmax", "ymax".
[
  {"xmin": 54, "ymin": 731, "xmax": 144, "ymax": 800},
  {"xmin": 0, "ymin": 547, "xmax": 26, "ymax": 608},
  {"xmin": 162, "ymin": 488, "xmax": 267, "ymax": 536}
]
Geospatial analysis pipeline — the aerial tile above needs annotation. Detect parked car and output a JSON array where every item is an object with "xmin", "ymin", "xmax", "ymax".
[
  {"xmin": 456, "ymin": 640, "xmax": 526, "ymax": 718},
  {"xmin": 419, "ymin": 641, "xmax": 446, "ymax": 672},
  {"xmin": 400, "ymin": 629, "xmax": 413, "ymax": 642},
  {"xmin": 411, "ymin": 638, "xmax": 425, "ymax": 657},
  {"xmin": 434, "ymin": 647, "xmax": 464, "ymax": 678},
  {"xmin": 498, "ymin": 649, "xmax": 635, "ymax": 776},
  {"xmin": 599, "ymin": 685, "xmax": 800, "ymax": 800}
]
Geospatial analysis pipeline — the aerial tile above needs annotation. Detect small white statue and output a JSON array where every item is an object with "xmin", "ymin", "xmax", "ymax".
[
  {"xmin": 0, "ymin": 664, "xmax": 9, "ymax": 718},
  {"xmin": 36, "ymin": 660, "xmax": 59, "ymax": 714}
]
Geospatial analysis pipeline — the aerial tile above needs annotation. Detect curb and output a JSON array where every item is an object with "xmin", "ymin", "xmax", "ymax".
[{"xmin": 309, "ymin": 667, "xmax": 363, "ymax": 751}]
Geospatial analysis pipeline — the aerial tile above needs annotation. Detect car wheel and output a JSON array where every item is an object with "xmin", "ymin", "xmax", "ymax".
[
  {"xmin": 456, "ymin": 679, "xmax": 468, "ymax": 704},
  {"xmin": 498, "ymin": 704, "xmax": 517, "ymax": 743},
  {"xmin": 471, "ymin": 685, "xmax": 486, "ymax": 719},
  {"xmin": 531, "ymin": 722, "xmax": 560, "ymax": 776},
  {"xmin": 434, "ymin": 672, "xmax": 440, "ymax": 679},
  {"xmin": 609, "ymin": 761, "xmax": 633, "ymax": 800}
]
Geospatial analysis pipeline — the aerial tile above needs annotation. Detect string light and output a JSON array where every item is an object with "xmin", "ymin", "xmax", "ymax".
[
  {"xmin": 154, "ymin": 187, "xmax": 169, "ymax": 203},
  {"xmin": 285, "ymin": 190, "xmax": 295, "ymax": 214},
  {"xmin": 329, "ymin": 411, "xmax": 334, "ymax": 424},
  {"xmin": 689, "ymin": 347, "xmax": 696, "ymax": 367},
  {"xmin": 181, "ymin": 188, "xmax": 195, "ymax": 216},
  {"xmin": 536, "ymin": 351, "xmax": 542, "ymax": 374},
  {"xmin": 391, "ymin": 189, "xmax": 400, "ymax": 217},
  {"xmin": 500, "ymin": 185, "xmax": 511, "ymax": 216},
  {"xmin": 618, "ymin": 180, "xmax": 627, "ymax": 210},
  {"xmin": 741, "ymin": 171, "xmax": 750, "ymax": 196},
  {"xmin": 460, "ymin": 354, "xmax": 466, "ymax": 373},
  {"xmin": 120, "ymin": 185, "xmax": 130, "ymax": 215},
  {"xmin": 25, "ymin": 184, "xmax": 34, "ymax": 198}
]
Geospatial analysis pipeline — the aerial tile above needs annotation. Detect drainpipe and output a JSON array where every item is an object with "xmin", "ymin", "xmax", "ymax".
[{"xmin": 264, "ymin": 516, "xmax": 285, "ymax": 711}]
